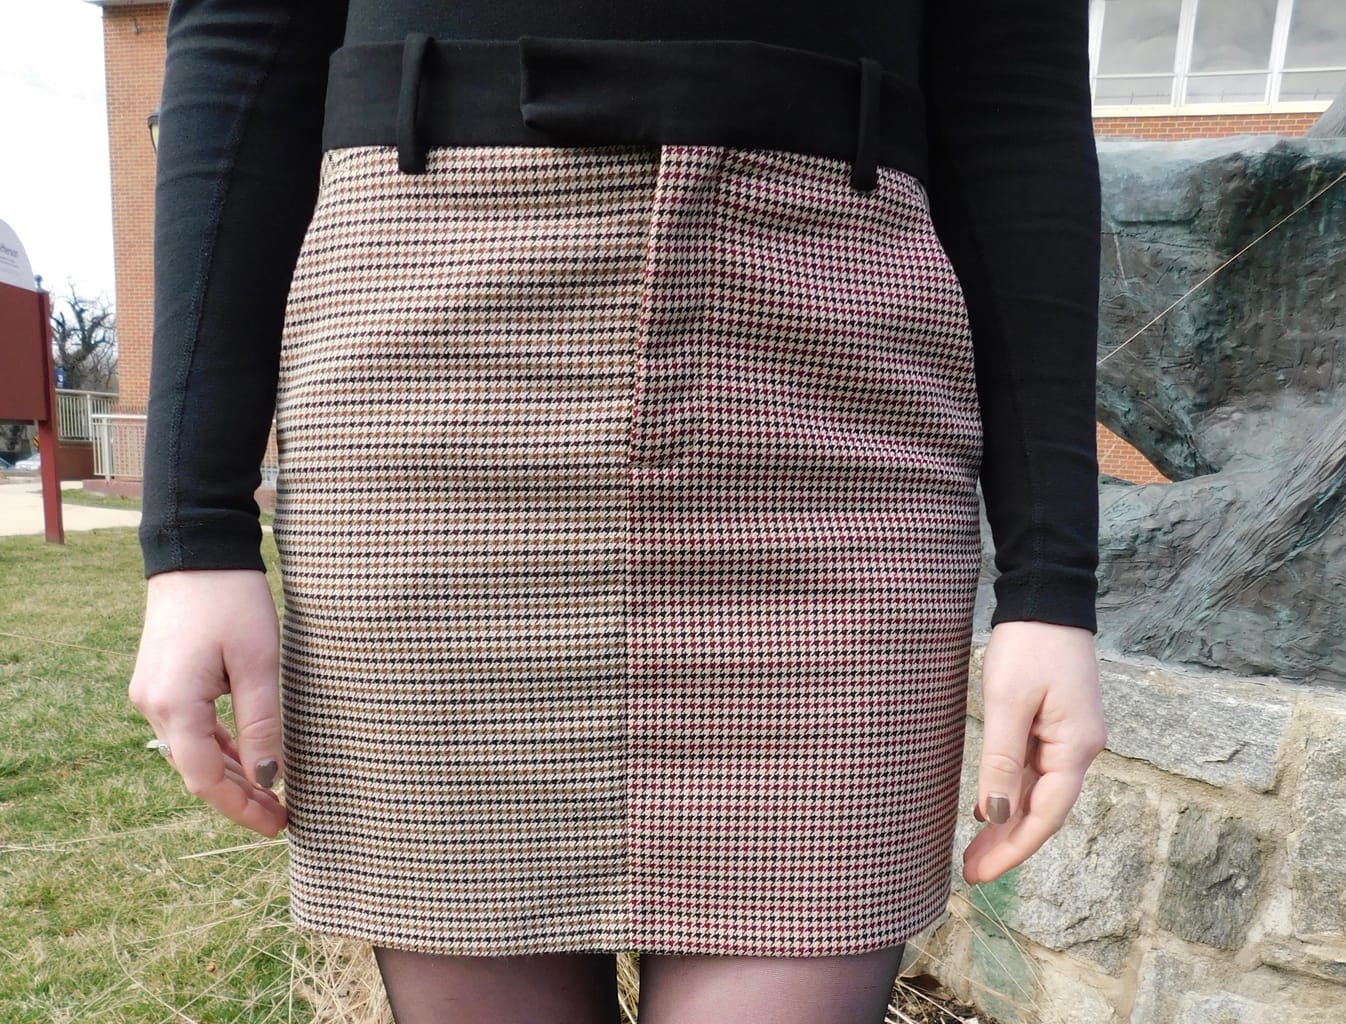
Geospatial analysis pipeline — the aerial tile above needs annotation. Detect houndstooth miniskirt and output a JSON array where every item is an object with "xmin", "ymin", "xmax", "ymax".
[{"xmin": 272, "ymin": 142, "xmax": 984, "ymax": 957}]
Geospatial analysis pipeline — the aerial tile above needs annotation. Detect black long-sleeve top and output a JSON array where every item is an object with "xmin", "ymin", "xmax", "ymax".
[{"xmin": 140, "ymin": 0, "xmax": 1103, "ymax": 633}]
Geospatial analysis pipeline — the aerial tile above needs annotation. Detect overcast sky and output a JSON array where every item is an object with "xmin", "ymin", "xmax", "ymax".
[{"xmin": 0, "ymin": 0, "xmax": 115, "ymax": 302}]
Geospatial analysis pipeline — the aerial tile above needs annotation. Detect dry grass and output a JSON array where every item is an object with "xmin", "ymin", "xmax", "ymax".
[{"xmin": 288, "ymin": 935, "xmax": 391, "ymax": 1024}]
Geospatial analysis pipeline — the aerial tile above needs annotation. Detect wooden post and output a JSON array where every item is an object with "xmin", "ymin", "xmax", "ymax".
[{"xmin": 36, "ymin": 288, "xmax": 64, "ymax": 543}]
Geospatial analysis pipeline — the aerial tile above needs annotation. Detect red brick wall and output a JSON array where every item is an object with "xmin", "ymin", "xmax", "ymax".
[
  {"xmin": 1097, "ymin": 424, "xmax": 1168, "ymax": 484},
  {"xmin": 1094, "ymin": 111, "xmax": 1321, "ymax": 140},
  {"xmin": 102, "ymin": 2, "xmax": 167, "ymax": 417}
]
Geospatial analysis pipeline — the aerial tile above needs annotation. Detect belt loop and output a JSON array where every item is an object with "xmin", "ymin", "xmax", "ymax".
[
  {"xmin": 850, "ymin": 57, "xmax": 881, "ymax": 193},
  {"xmin": 397, "ymin": 32, "xmax": 431, "ymax": 174}
]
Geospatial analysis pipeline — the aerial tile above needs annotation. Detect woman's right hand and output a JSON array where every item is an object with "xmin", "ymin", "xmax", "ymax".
[{"xmin": 129, "ymin": 569, "xmax": 287, "ymax": 837}]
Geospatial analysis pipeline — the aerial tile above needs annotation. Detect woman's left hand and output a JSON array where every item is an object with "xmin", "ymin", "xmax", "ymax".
[{"xmin": 962, "ymin": 620, "xmax": 1108, "ymax": 885}]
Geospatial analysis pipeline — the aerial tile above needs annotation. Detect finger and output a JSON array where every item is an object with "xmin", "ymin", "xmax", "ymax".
[
  {"xmin": 210, "ymin": 692, "xmax": 282, "ymax": 797},
  {"xmin": 194, "ymin": 765, "xmax": 288, "ymax": 835},
  {"xmin": 212, "ymin": 739, "xmax": 287, "ymax": 815},
  {"xmin": 213, "ymin": 720, "xmax": 243, "ymax": 766},
  {"xmin": 962, "ymin": 762, "xmax": 1041, "ymax": 885},
  {"xmin": 148, "ymin": 717, "xmax": 244, "ymax": 789},
  {"xmin": 162, "ymin": 697, "xmax": 229, "ymax": 803},
  {"xmin": 978, "ymin": 687, "xmax": 1039, "ymax": 825},
  {"xmin": 963, "ymin": 768, "xmax": 1081, "ymax": 884},
  {"xmin": 164, "ymin": 705, "xmax": 287, "ymax": 836},
  {"xmin": 212, "ymin": 751, "xmax": 287, "ymax": 818},
  {"xmin": 223, "ymin": 614, "xmax": 282, "ymax": 791},
  {"xmin": 185, "ymin": 741, "xmax": 272, "ymax": 796}
]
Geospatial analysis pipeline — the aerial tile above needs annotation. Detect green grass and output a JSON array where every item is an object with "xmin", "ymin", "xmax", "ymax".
[
  {"xmin": 60, "ymin": 489, "xmax": 275, "ymax": 527},
  {"xmin": 57, "ymin": 490, "xmax": 144, "ymax": 516},
  {"xmin": 0, "ymin": 528, "xmax": 302, "ymax": 1023}
]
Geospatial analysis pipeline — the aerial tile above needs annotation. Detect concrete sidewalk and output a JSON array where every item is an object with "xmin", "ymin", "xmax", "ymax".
[{"xmin": 0, "ymin": 476, "xmax": 142, "ymax": 536}]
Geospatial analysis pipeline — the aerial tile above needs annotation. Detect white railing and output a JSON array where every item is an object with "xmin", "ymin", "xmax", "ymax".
[
  {"xmin": 55, "ymin": 389, "xmax": 117, "ymax": 442},
  {"xmin": 91, "ymin": 413, "xmax": 147, "ymax": 480},
  {"xmin": 89, "ymin": 412, "xmax": 279, "ymax": 487}
]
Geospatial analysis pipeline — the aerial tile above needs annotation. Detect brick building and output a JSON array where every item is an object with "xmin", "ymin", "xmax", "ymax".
[
  {"xmin": 90, "ymin": 0, "xmax": 1343, "ymax": 485},
  {"xmin": 94, "ymin": 0, "xmax": 165, "ymax": 425}
]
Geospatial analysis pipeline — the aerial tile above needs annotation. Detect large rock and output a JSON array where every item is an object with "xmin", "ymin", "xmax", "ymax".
[
  {"xmin": 1305, "ymin": 82, "xmax": 1346, "ymax": 138},
  {"xmin": 973, "ymin": 136, "xmax": 1346, "ymax": 686},
  {"xmin": 1094, "ymin": 416, "xmax": 1346, "ymax": 684},
  {"xmin": 1157, "ymin": 805, "xmax": 1265, "ymax": 949},
  {"xmin": 1095, "ymin": 136, "xmax": 1346, "ymax": 478},
  {"xmin": 1289, "ymin": 699, "xmax": 1346, "ymax": 939},
  {"xmin": 964, "ymin": 914, "xmax": 1036, "ymax": 1024},
  {"xmin": 951, "ymin": 715, "xmax": 983, "ymax": 897},
  {"xmin": 1131, "ymin": 949, "xmax": 1259, "ymax": 1024}
]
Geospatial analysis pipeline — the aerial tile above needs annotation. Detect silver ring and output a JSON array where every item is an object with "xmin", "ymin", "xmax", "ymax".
[{"xmin": 146, "ymin": 738, "xmax": 171, "ymax": 758}]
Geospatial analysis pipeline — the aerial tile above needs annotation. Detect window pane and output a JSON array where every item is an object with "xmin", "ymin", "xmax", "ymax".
[
  {"xmin": 1097, "ymin": 0, "xmax": 1183, "ymax": 75},
  {"xmin": 1278, "ymin": 69, "xmax": 1346, "ymax": 101},
  {"xmin": 1184, "ymin": 72, "xmax": 1270, "ymax": 103},
  {"xmin": 1095, "ymin": 75, "xmax": 1177, "ymax": 104},
  {"xmin": 1285, "ymin": 0, "xmax": 1346, "ymax": 69},
  {"xmin": 1190, "ymin": 0, "xmax": 1276, "ymax": 72}
]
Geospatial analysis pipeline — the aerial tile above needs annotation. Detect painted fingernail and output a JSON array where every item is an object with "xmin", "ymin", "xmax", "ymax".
[
  {"xmin": 988, "ymin": 793, "xmax": 1010, "ymax": 824},
  {"xmin": 973, "ymin": 803, "xmax": 985, "ymax": 822},
  {"xmin": 255, "ymin": 759, "xmax": 278, "ymax": 790}
]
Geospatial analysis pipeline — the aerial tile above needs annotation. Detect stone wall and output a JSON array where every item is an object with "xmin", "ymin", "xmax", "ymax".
[{"xmin": 908, "ymin": 647, "xmax": 1346, "ymax": 1023}]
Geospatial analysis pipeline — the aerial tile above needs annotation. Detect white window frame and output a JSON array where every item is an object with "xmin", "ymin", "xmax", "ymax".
[{"xmin": 1089, "ymin": 0, "xmax": 1341, "ymax": 116}]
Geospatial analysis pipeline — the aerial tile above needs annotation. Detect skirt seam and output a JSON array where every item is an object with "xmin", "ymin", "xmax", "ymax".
[{"xmin": 621, "ymin": 144, "xmax": 668, "ymax": 944}]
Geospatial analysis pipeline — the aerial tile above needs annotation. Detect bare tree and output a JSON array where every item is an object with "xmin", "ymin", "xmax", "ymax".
[
  {"xmin": 49, "ymin": 283, "xmax": 117, "ymax": 393},
  {"xmin": 1, "ymin": 422, "xmax": 29, "ymax": 458}
]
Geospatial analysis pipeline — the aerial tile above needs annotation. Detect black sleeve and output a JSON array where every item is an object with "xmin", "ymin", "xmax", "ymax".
[
  {"xmin": 920, "ymin": 0, "xmax": 1102, "ymax": 633},
  {"xmin": 139, "ymin": 0, "xmax": 348, "ymax": 577}
]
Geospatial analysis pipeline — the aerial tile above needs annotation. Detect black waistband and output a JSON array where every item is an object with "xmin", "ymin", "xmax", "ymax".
[{"xmin": 321, "ymin": 36, "xmax": 930, "ymax": 194}]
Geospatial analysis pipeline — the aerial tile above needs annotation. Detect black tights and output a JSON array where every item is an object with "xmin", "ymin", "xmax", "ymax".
[{"xmin": 372, "ymin": 943, "xmax": 906, "ymax": 1024}]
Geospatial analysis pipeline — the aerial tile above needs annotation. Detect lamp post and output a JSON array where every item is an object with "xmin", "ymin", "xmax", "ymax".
[{"xmin": 147, "ymin": 108, "xmax": 160, "ymax": 152}]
